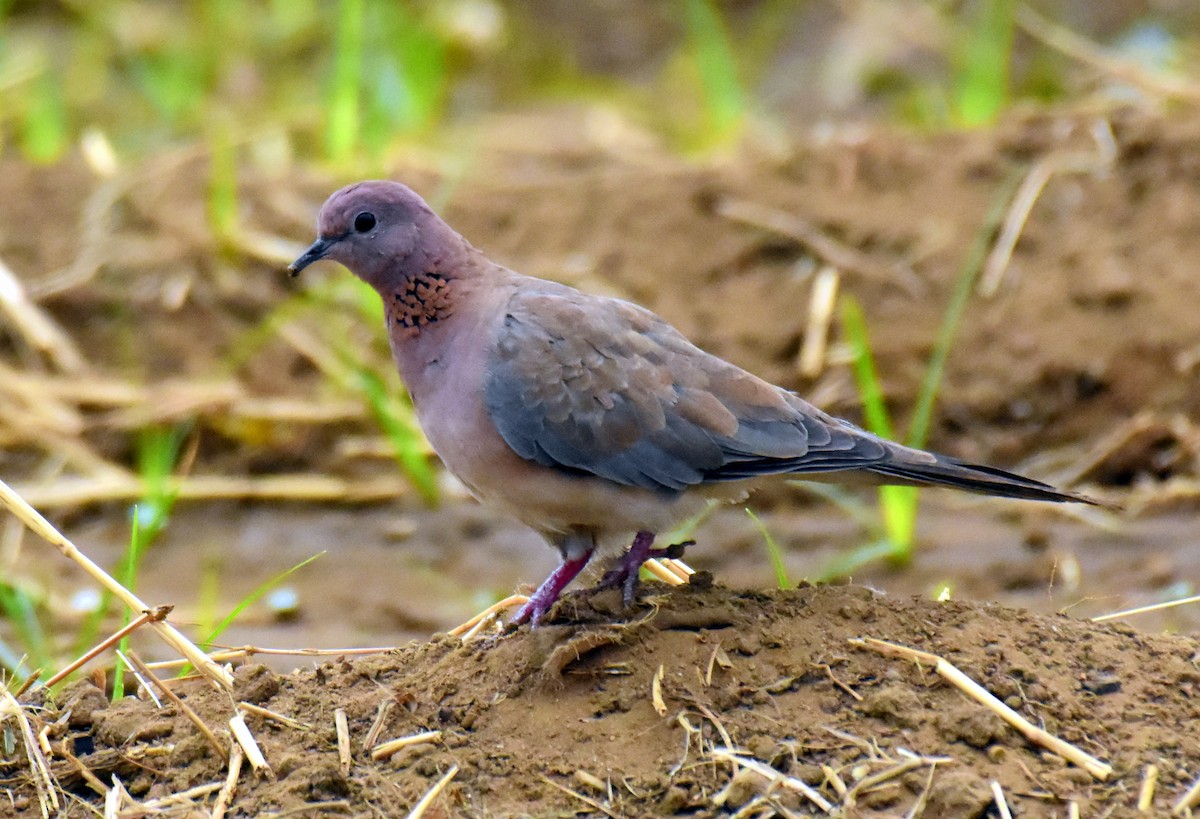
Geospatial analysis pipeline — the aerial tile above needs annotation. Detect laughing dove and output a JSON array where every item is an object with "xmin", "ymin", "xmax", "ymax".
[{"xmin": 289, "ymin": 180, "xmax": 1098, "ymax": 626}]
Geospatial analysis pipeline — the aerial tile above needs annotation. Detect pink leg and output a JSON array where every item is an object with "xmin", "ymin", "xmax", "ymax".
[
  {"xmin": 510, "ymin": 551, "xmax": 593, "ymax": 627},
  {"xmin": 595, "ymin": 531, "xmax": 657, "ymax": 606}
]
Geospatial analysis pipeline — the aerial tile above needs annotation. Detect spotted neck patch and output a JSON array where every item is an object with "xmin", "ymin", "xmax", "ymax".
[{"xmin": 390, "ymin": 270, "xmax": 453, "ymax": 333}]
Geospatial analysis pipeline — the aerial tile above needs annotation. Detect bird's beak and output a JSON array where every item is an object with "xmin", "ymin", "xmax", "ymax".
[{"xmin": 288, "ymin": 236, "xmax": 338, "ymax": 277}]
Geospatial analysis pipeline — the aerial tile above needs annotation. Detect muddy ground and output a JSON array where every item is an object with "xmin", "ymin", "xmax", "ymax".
[
  {"xmin": 14, "ymin": 583, "xmax": 1200, "ymax": 817},
  {"xmin": 2, "ymin": 105, "xmax": 1200, "ymax": 815}
]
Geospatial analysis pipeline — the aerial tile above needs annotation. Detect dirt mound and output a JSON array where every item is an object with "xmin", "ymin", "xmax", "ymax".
[{"xmin": 8, "ymin": 583, "xmax": 1198, "ymax": 816}]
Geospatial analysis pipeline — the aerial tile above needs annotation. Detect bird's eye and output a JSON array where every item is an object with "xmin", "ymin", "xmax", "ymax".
[{"xmin": 353, "ymin": 212, "xmax": 377, "ymax": 233}]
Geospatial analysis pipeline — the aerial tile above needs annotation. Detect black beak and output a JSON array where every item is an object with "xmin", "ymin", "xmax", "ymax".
[{"xmin": 288, "ymin": 236, "xmax": 339, "ymax": 277}]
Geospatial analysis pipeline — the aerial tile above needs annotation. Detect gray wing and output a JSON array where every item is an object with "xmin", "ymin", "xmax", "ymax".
[{"xmin": 482, "ymin": 288, "xmax": 889, "ymax": 493}]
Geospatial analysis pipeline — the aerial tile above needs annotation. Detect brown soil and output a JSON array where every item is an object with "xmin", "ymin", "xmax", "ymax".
[
  {"xmin": 3, "ymin": 106, "xmax": 1200, "ymax": 815},
  {"xmin": 12, "ymin": 583, "xmax": 1200, "ymax": 817}
]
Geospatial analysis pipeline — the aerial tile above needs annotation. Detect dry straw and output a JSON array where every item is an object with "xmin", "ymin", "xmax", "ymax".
[
  {"xmin": 851, "ymin": 637, "xmax": 1112, "ymax": 781},
  {"xmin": 0, "ymin": 477, "xmax": 232, "ymax": 689}
]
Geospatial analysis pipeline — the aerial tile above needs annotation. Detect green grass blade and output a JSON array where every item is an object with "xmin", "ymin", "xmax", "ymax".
[
  {"xmin": 640, "ymin": 499, "xmax": 718, "ymax": 581},
  {"xmin": 812, "ymin": 538, "xmax": 901, "ymax": 583},
  {"xmin": 111, "ymin": 514, "xmax": 144, "ymax": 699},
  {"xmin": 879, "ymin": 484, "xmax": 919, "ymax": 550},
  {"xmin": 110, "ymin": 427, "xmax": 184, "ymax": 696},
  {"xmin": 0, "ymin": 583, "xmax": 48, "ymax": 676},
  {"xmin": 951, "ymin": 0, "xmax": 1016, "ymax": 127},
  {"xmin": 788, "ymin": 480, "xmax": 882, "ymax": 536},
  {"xmin": 203, "ymin": 552, "xmax": 324, "ymax": 647},
  {"xmin": 326, "ymin": 0, "xmax": 365, "ymax": 163},
  {"xmin": 906, "ymin": 166, "xmax": 1025, "ymax": 450},
  {"xmin": 354, "ymin": 367, "xmax": 439, "ymax": 506},
  {"xmin": 207, "ymin": 116, "xmax": 239, "ymax": 243},
  {"xmin": 745, "ymin": 509, "xmax": 790, "ymax": 589},
  {"xmin": 684, "ymin": 0, "xmax": 744, "ymax": 142},
  {"xmin": 839, "ymin": 296, "xmax": 896, "ymax": 441},
  {"xmin": 840, "ymin": 294, "xmax": 919, "ymax": 554},
  {"xmin": 0, "ymin": 635, "xmax": 32, "ymax": 679},
  {"xmin": 176, "ymin": 552, "xmax": 324, "ymax": 678},
  {"xmin": 21, "ymin": 68, "xmax": 69, "ymax": 164}
]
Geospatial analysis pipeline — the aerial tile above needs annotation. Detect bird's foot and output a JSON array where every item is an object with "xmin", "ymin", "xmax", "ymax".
[
  {"xmin": 509, "ymin": 552, "xmax": 593, "ymax": 628},
  {"xmin": 595, "ymin": 533, "xmax": 694, "ymax": 607}
]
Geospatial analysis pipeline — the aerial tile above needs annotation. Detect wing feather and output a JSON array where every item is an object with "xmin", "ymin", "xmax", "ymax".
[{"xmin": 483, "ymin": 288, "xmax": 891, "ymax": 493}]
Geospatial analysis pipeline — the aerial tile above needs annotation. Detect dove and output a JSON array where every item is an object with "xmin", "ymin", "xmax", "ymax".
[{"xmin": 289, "ymin": 180, "xmax": 1100, "ymax": 627}]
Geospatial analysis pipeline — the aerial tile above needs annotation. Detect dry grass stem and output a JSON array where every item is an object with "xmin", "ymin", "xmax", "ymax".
[
  {"xmin": 458, "ymin": 612, "xmax": 502, "ymax": 641},
  {"xmin": 335, "ymin": 708, "xmax": 352, "ymax": 775},
  {"xmin": 1139, "ymin": 764, "xmax": 1159, "ymax": 813},
  {"xmin": 904, "ymin": 764, "xmax": 937, "ymax": 819},
  {"xmin": 145, "ymin": 643, "xmax": 398, "ymax": 671},
  {"xmin": 1092, "ymin": 593, "xmax": 1200, "ymax": 623},
  {"xmin": 11, "ymin": 472, "xmax": 409, "ymax": 509},
  {"xmin": 116, "ymin": 649, "xmax": 158, "ymax": 706},
  {"xmin": 141, "ymin": 780, "xmax": 226, "ymax": 809},
  {"xmin": 713, "ymin": 196, "xmax": 924, "ymax": 296},
  {"xmin": 573, "ymin": 769, "xmax": 609, "ymax": 796},
  {"xmin": 820, "ymin": 764, "xmax": 848, "ymax": 798},
  {"xmin": 979, "ymin": 122, "xmax": 1115, "ymax": 299},
  {"xmin": 407, "ymin": 764, "xmax": 460, "ymax": 819},
  {"xmin": 371, "ymin": 729, "xmax": 442, "ymax": 761},
  {"xmin": 663, "ymin": 557, "xmax": 694, "ymax": 582},
  {"xmin": 0, "ymin": 362, "xmax": 86, "ymax": 434},
  {"xmin": 449, "ymin": 595, "xmax": 529, "ymax": 636},
  {"xmin": 0, "ymin": 477, "xmax": 233, "ymax": 688},
  {"xmin": 211, "ymin": 743, "xmax": 244, "ymax": 819},
  {"xmin": 820, "ymin": 663, "xmax": 863, "ymax": 701},
  {"xmin": 851, "ymin": 637, "xmax": 1112, "ymax": 780},
  {"xmin": 991, "ymin": 780, "xmax": 1014, "ymax": 819},
  {"xmin": 0, "ymin": 255, "xmax": 86, "ymax": 373},
  {"xmin": 1049, "ymin": 410, "xmax": 1161, "ymax": 489},
  {"xmin": 0, "ymin": 395, "xmax": 129, "ymax": 480},
  {"xmin": 710, "ymin": 747, "xmax": 833, "ymax": 813},
  {"xmin": 56, "ymin": 740, "xmax": 110, "ymax": 797},
  {"xmin": 125, "ymin": 651, "xmax": 228, "ymax": 763},
  {"xmin": 2, "ymin": 371, "xmax": 365, "ymax": 424},
  {"xmin": 104, "ymin": 776, "xmax": 132, "ymax": 818},
  {"xmin": 798, "ymin": 266, "xmax": 840, "ymax": 377},
  {"xmin": 1, "ymin": 685, "xmax": 59, "ymax": 817},
  {"xmin": 1016, "ymin": 5, "xmax": 1200, "ymax": 102},
  {"xmin": 845, "ymin": 757, "xmax": 927, "ymax": 805},
  {"xmin": 44, "ymin": 606, "xmax": 171, "ymax": 688},
  {"xmin": 705, "ymin": 644, "xmax": 733, "ymax": 686},
  {"xmin": 238, "ymin": 701, "xmax": 310, "ymax": 731},
  {"xmin": 1128, "ymin": 476, "xmax": 1200, "ymax": 515},
  {"xmin": 13, "ymin": 670, "xmax": 42, "ymax": 699},
  {"xmin": 651, "ymin": 664, "xmax": 668, "ymax": 716},
  {"xmin": 229, "ymin": 712, "xmax": 271, "ymax": 774},
  {"xmin": 643, "ymin": 557, "xmax": 690, "ymax": 586},
  {"xmin": 363, "ymin": 699, "xmax": 395, "ymax": 752},
  {"xmin": 538, "ymin": 774, "xmax": 617, "ymax": 819},
  {"xmin": 1173, "ymin": 771, "xmax": 1200, "ymax": 815}
]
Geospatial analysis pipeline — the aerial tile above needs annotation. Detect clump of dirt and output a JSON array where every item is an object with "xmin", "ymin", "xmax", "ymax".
[{"xmin": 7, "ymin": 583, "xmax": 1199, "ymax": 816}]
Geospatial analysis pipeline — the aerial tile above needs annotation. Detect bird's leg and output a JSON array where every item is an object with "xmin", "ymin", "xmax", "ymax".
[
  {"xmin": 510, "ymin": 532, "xmax": 594, "ymax": 628},
  {"xmin": 595, "ymin": 530, "xmax": 662, "ymax": 607}
]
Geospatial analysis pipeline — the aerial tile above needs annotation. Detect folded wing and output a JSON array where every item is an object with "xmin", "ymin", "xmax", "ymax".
[{"xmin": 483, "ymin": 289, "xmax": 893, "ymax": 493}]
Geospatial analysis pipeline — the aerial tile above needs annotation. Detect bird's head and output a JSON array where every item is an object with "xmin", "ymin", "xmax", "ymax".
[{"xmin": 289, "ymin": 180, "xmax": 452, "ymax": 291}]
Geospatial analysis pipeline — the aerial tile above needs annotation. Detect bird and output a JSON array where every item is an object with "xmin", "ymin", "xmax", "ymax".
[{"xmin": 289, "ymin": 180, "xmax": 1101, "ymax": 627}]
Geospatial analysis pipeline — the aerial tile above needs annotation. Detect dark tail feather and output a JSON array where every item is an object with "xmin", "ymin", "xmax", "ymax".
[{"xmin": 869, "ymin": 455, "xmax": 1108, "ymax": 507}]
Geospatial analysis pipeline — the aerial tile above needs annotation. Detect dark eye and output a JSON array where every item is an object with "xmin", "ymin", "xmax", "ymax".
[{"xmin": 353, "ymin": 212, "xmax": 377, "ymax": 233}]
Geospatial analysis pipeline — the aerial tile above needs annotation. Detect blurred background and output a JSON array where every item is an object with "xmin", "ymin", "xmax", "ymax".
[{"xmin": 2, "ymin": 0, "xmax": 1200, "ymax": 675}]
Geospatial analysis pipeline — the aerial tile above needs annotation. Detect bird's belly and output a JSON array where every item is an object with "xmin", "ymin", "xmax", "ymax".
[{"xmin": 415, "ymin": 388, "xmax": 711, "ymax": 541}]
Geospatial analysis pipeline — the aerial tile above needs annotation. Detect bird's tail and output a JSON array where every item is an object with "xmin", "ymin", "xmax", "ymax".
[{"xmin": 868, "ymin": 451, "xmax": 1108, "ymax": 507}]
